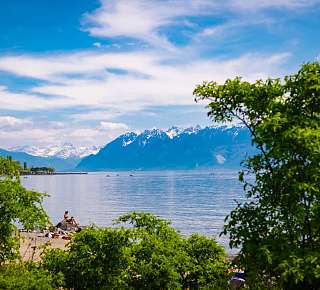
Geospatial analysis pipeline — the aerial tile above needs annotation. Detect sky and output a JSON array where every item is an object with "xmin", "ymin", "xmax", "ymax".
[{"xmin": 0, "ymin": 0, "xmax": 319, "ymax": 148}]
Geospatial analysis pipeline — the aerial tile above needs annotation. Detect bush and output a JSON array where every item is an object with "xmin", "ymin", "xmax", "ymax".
[
  {"xmin": 43, "ymin": 212, "xmax": 229, "ymax": 289},
  {"xmin": 184, "ymin": 234, "xmax": 228, "ymax": 289},
  {"xmin": 0, "ymin": 262, "xmax": 58, "ymax": 290}
]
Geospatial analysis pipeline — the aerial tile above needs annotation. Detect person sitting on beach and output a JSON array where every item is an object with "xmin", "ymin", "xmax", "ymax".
[
  {"xmin": 64, "ymin": 210, "xmax": 69, "ymax": 221},
  {"xmin": 64, "ymin": 210, "xmax": 76, "ymax": 224},
  {"xmin": 60, "ymin": 211, "xmax": 81, "ymax": 231},
  {"xmin": 68, "ymin": 216, "xmax": 79, "ymax": 227}
]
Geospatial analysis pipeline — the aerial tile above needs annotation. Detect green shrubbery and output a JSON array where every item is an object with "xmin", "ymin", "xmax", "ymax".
[
  {"xmin": 0, "ymin": 262, "xmax": 60, "ymax": 290},
  {"xmin": 42, "ymin": 212, "xmax": 229, "ymax": 289}
]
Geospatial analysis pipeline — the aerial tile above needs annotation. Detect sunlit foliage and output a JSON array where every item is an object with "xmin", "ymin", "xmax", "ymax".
[
  {"xmin": 194, "ymin": 62, "xmax": 320, "ymax": 289},
  {"xmin": 0, "ymin": 156, "xmax": 49, "ymax": 264},
  {"xmin": 43, "ymin": 212, "xmax": 229, "ymax": 289}
]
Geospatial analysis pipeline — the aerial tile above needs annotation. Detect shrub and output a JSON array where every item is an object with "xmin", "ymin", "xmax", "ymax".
[
  {"xmin": 43, "ymin": 212, "xmax": 229, "ymax": 289},
  {"xmin": 0, "ymin": 262, "xmax": 58, "ymax": 290}
]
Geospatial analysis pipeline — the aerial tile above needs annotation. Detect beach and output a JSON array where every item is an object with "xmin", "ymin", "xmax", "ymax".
[{"xmin": 19, "ymin": 232, "xmax": 68, "ymax": 262}]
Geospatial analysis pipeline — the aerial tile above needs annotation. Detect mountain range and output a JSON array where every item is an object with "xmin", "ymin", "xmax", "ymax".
[
  {"xmin": 10, "ymin": 143, "xmax": 99, "ymax": 159},
  {"xmin": 1, "ymin": 125, "xmax": 255, "ymax": 171},
  {"xmin": 77, "ymin": 125, "xmax": 255, "ymax": 171},
  {"xmin": 0, "ymin": 148, "xmax": 79, "ymax": 171}
]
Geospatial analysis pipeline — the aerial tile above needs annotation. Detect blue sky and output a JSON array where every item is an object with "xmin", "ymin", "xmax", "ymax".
[{"xmin": 0, "ymin": 0, "xmax": 319, "ymax": 148}]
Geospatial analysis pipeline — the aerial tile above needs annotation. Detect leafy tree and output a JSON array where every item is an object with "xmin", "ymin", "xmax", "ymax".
[
  {"xmin": 43, "ymin": 212, "xmax": 229, "ymax": 289},
  {"xmin": 0, "ymin": 156, "xmax": 49, "ymax": 264},
  {"xmin": 0, "ymin": 262, "xmax": 59, "ymax": 290},
  {"xmin": 194, "ymin": 62, "xmax": 320, "ymax": 289}
]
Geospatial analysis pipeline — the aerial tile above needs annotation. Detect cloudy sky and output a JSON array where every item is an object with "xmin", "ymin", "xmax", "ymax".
[{"xmin": 0, "ymin": 0, "xmax": 319, "ymax": 148}]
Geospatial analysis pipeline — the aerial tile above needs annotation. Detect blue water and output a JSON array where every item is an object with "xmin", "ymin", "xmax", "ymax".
[{"xmin": 22, "ymin": 169, "xmax": 245, "ymax": 251}]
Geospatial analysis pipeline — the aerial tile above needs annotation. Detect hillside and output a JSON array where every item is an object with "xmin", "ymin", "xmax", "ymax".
[{"xmin": 77, "ymin": 126, "xmax": 254, "ymax": 171}]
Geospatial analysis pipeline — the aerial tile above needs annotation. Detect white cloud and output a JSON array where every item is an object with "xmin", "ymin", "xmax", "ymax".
[
  {"xmin": 48, "ymin": 121, "xmax": 66, "ymax": 129},
  {"xmin": 99, "ymin": 121, "xmax": 129, "ymax": 131},
  {"xmin": 0, "ymin": 116, "xmax": 32, "ymax": 128},
  {"xmin": 82, "ymin": 0, "xmax": 319, "ymax": 50},
  {"xmin": 228, "ymin": 0, "xmax": 320, "ymax": 11},
  {"xmin": 82, "ymin": 0, "xmax": 215, "ymax": 50},
  {"xmin": 0, "ymin": 51, "xmax": 291, "ymax": 113},
  {"xmin": 0, "ymin": 51, "xmax": 156, "ymax": 81},
  {"xmin": 0, "ymin": 120, "xmax": 129, "ymax": 148},
  {"xmin": 0, "ymin": 128, "xmax": 61, "ymax": 148},
  {"xmin": 69, "ymin": 110, "xmax": 123, "ymax": 121}
]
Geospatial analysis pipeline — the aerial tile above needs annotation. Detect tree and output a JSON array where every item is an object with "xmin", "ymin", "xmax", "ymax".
[
  {"xmin": 0, "ymin": 262, "xmax": 58, "ymax": 290},
  {"xmin": 194, "ymin": 62, "xmax": 320, "ymax": 289},
  {"xmin": 0, "ymin": 156, "xmax": 49, "ymax": 264}
]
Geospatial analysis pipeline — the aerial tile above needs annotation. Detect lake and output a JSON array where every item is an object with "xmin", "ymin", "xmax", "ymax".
[{"xmin": 22, "ymin": 169, "xmax": 246, "ymax": 251}]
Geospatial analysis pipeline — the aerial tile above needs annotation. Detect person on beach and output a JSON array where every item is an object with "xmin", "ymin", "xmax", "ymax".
[
  {"xmin": 64, "ymin": 210, "xmax": 69, "ymax": 220},
  {"xmin": 69, "ymin": 216, "xmax": 79, "ymax": 227},
  {"xmin": 55, "ymin": 211, "xmax": 69, "ymax": 228},
  {"xmin": 60, "ymin": 210, "xmax": 81, "ymax": 231}
]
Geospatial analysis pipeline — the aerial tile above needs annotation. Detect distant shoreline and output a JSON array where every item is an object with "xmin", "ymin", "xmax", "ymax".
[{"xmin": 22, "ymin": 172, "xmax": 88, "ymax": 176}]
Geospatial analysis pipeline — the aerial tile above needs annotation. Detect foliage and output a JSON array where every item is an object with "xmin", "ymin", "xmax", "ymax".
[
  {"xmin": 183, "ymin": 234, "xmax": 229, "ymax": 289},
  {"xmin": 0, "ymin": 262, "xmax": 58, "ymax": 290},
  {"xmin": 0, "ymin": 156, "xmax": 49, "ymax": 264},
  {"xmin": 194, "ymin": 62, "xmax": 320, "ymax": 289},
  {"xmin": 43, "ymin": 212, "xmax": 229, "ymax": 289},
  {"xmin": 44, "ymin": 226, "xmax": 134, "ymax": 289}
]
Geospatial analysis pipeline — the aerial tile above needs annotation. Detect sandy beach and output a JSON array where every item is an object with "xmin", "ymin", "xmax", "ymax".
[{"xmin": 19, "ymin": 232, "xmax": 68, "ymax": 262}]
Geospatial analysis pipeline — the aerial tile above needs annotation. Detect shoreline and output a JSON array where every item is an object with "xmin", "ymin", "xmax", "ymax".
[
  {"xmin": 19, "ymin": 231, "xmax": 237, "ymax": 262},
  {"xmin": 21, "ymin": 172, "xmax": 88, "ymax": 176}
]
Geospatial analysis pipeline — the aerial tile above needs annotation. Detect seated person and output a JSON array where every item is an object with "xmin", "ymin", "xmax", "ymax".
[
  {"xmin": 64, "ymin": 210, "xmax": 76, "ymax": 224},
  {"xmin": 64, "ymin": 210, "xmax": 69, "ymax": 221},
  {"xmin": 68, "ymin": 216, "xmax": 79, "ymax": 227},
  {"xmin": 58, "ymin": 211, "xmax": 81, "ymax": 231}
]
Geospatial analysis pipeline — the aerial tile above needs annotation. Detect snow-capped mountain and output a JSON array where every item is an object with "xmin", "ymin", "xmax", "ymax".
[
  {"xmin": 0, "ymin": 148, "xmax": 80, "ymax": 172},
  {"xmin": 9, "ymin": 143, "xmax": 100, "ymax": 159},
  {"xmin": 77, "ymin": 125, "xmax": 254, "ymax": 171}
]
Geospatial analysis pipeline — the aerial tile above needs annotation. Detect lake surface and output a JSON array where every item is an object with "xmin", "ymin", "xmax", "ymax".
[{"xmin": 22, "ymin": 169, "xmax": 246, "ymax": 251}]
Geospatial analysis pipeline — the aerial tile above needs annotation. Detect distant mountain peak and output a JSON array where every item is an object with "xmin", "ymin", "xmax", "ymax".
[
  {"xmin": 166, "ymin": 126, "xmax": 183, "ymax": 139},
  {"xmin": 182, "ymin": 125, "xmax": 202, "ymax": 135},
  {"xmin": 121, "ymin": 132, "xmax": 138, "ymax": 147},
  {"xmin": 9, "ymin": 143, "xmax": 100, "ymax": 159}
]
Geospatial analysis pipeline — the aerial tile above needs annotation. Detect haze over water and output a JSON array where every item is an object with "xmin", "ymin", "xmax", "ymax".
[{"xmin": 22, "ymin": 169, "xmax": 245, "ymax": 250}]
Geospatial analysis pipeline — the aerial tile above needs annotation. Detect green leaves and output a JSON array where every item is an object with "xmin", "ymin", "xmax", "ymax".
[
  {"xmin": 43, "ymin": 212, "xmax": 229, "ymax": 290},
  {"xmin": 0, "ymin": 262, "xmax": 57, "ymax": 290},
  {"xmin": 194, "ymin": 62, "xmax": 320, "ymax": 289},
  {"xmin": 0, "ymin": 156, "xmax": 49, "ymax": 264}
]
